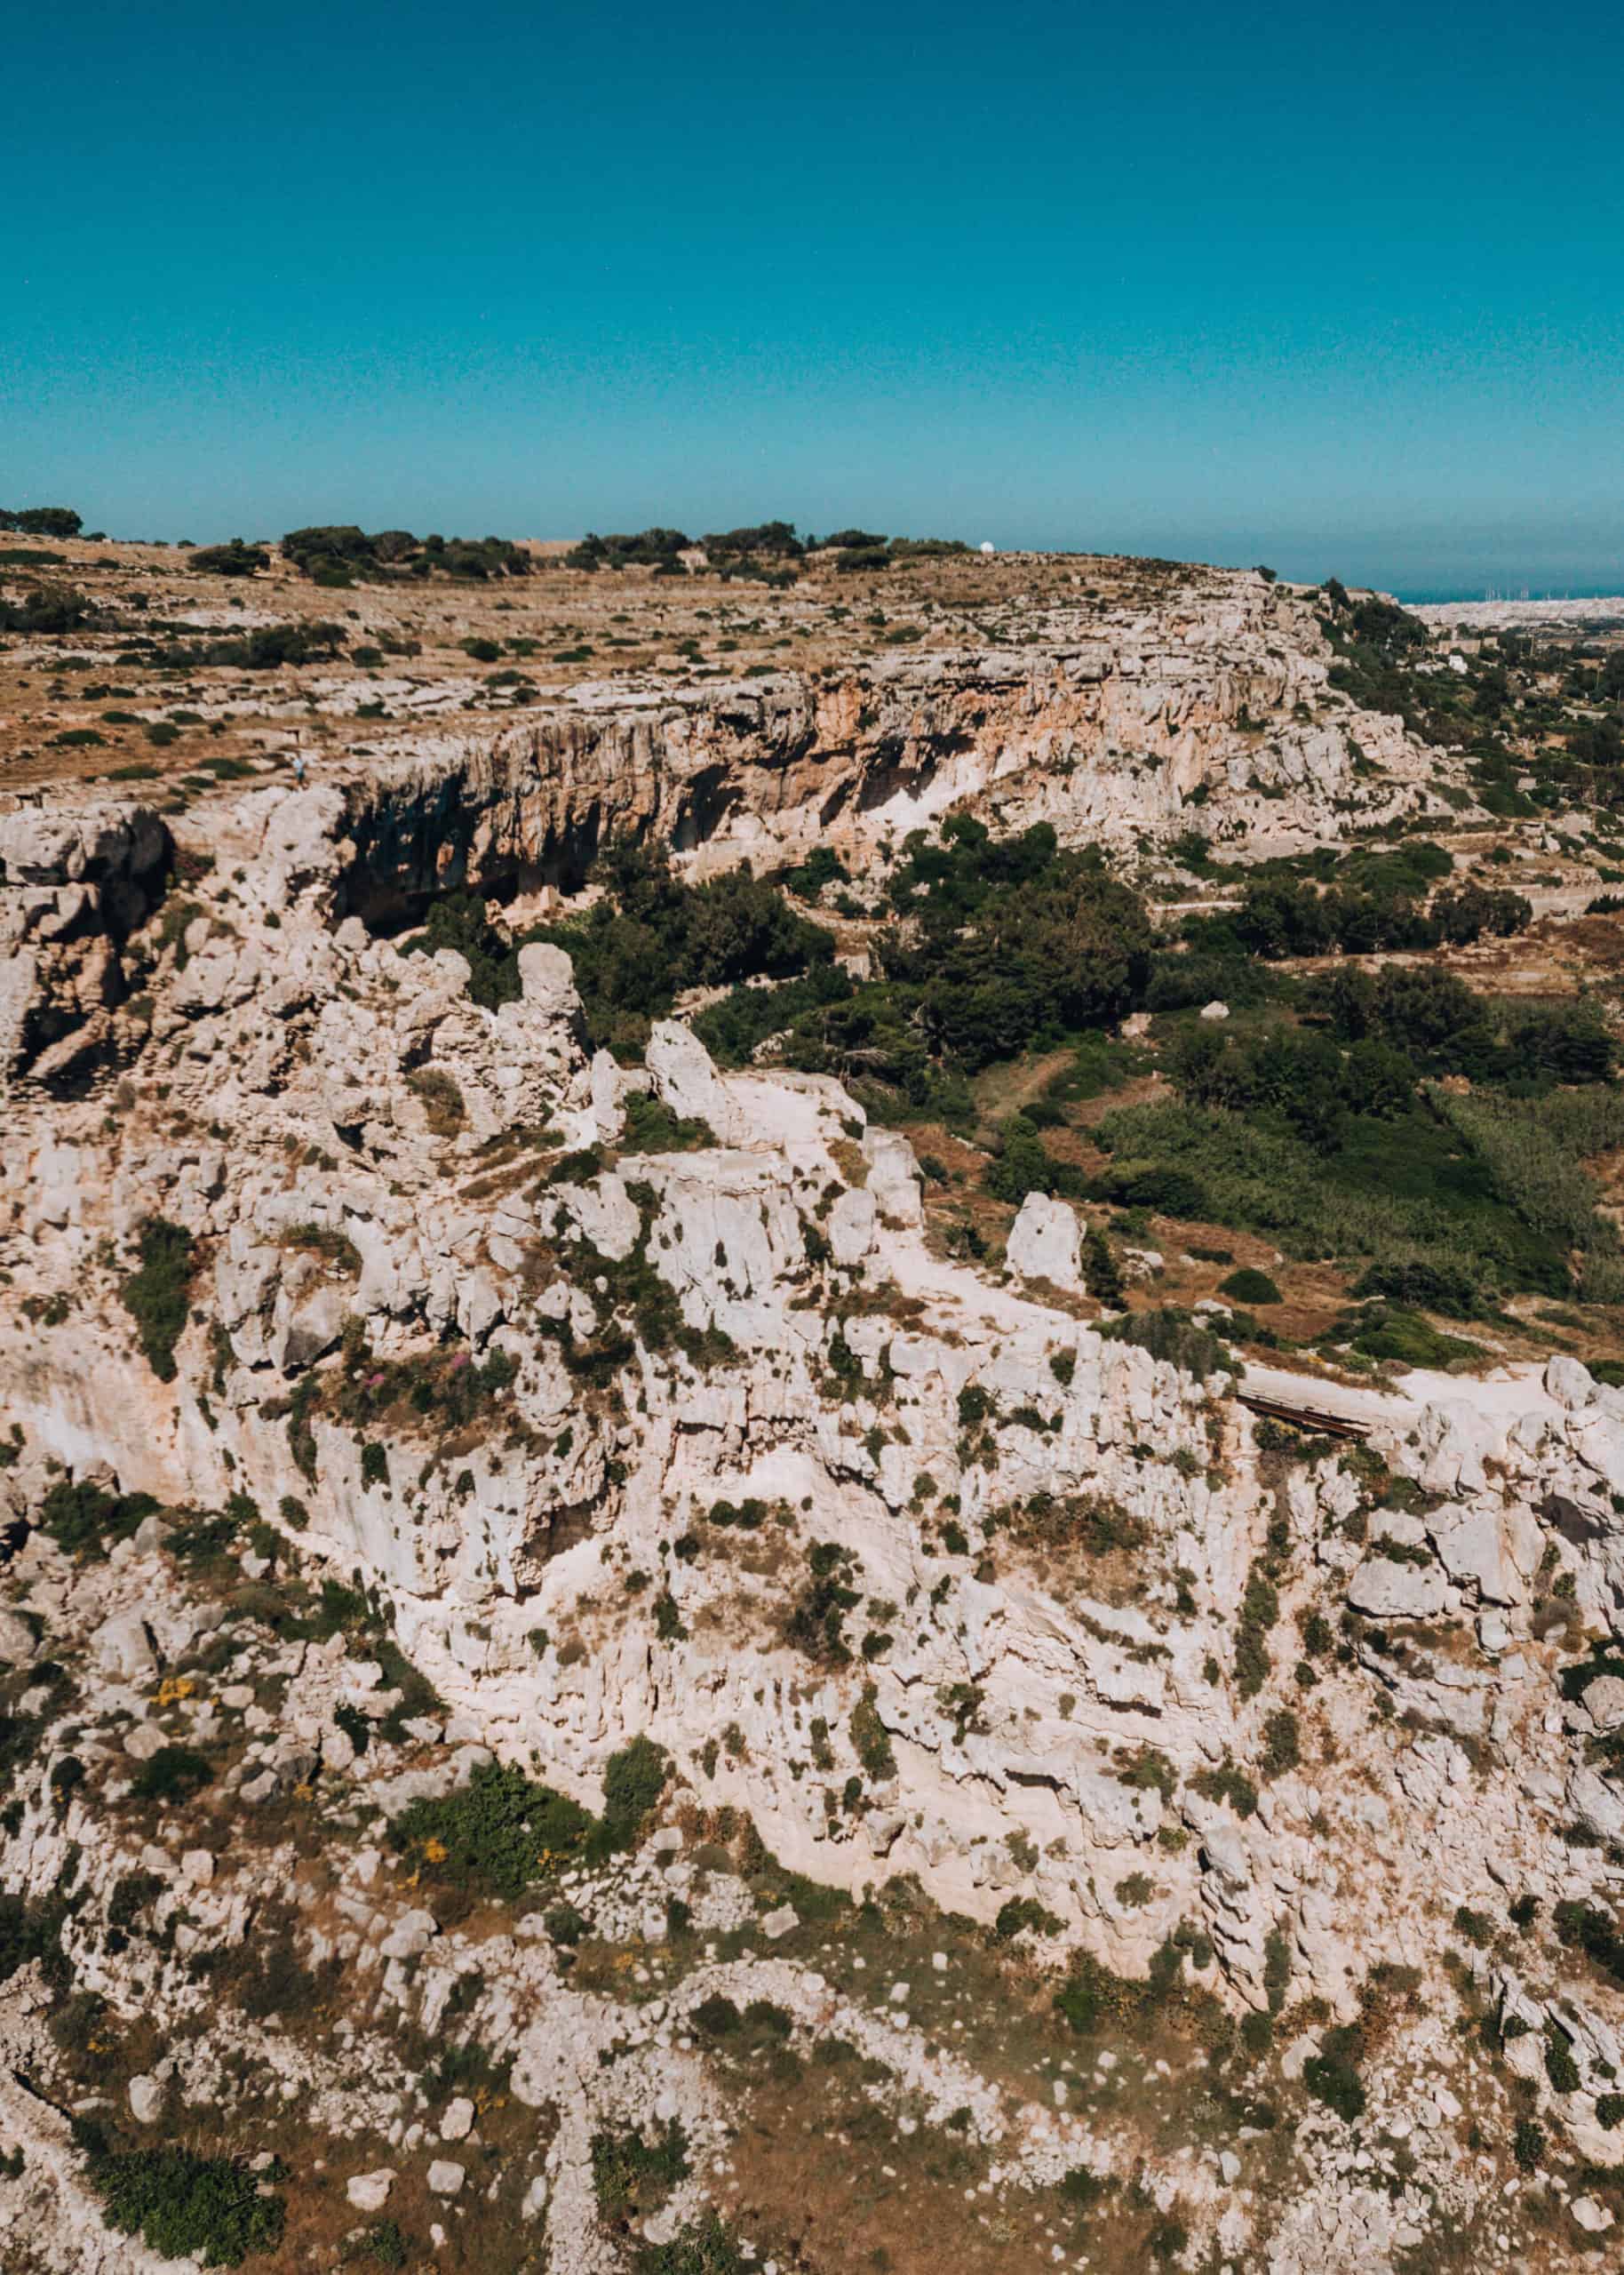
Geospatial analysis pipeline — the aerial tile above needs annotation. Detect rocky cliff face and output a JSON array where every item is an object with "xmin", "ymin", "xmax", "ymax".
[
  {"xmin": 0, "ymin": 600, "xmax": 1615, "ymax": 2273},
  {"xmin": 330, "ymin": 578, "xmax": 1435, "ymax": 916}
]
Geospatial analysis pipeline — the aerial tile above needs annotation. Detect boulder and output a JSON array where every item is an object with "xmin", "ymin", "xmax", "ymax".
[
  {"xmin": 1547, "ymin": 1354, "xmax": 1596, "ymax": 1411},
  {"xmin": 1429, "ymin": 1508, "xmax": 1524, "ymax": 1605},
  {"xmin": 517, "ymin": 941, "xmax": 582, "ymax": 1022},
  {"xmin": 275, "ymin": 1282, "xmax": 349, "ymax": 1371},
  {"xmin": 0, "ymin": 1610, "xmax": 37, "ymax": 1665},
  {"xmin": 1347, "ymin": 1553, "xmax": 1447, "ymax": 1622},
  {"xmin": 646, "ymin": 1020, "xmax": 725, "ymax": 1132},
  {"xmin": 92, "ymin": 1611, "xmax": 157, "ymax": 1681},
  {"xmin": 1006, "ymin": 1193, "xmax": 1081, "ymax": 1289},
  {"xmin": 1583, "ymin": 1676, "xmax": 1624, "ymax": 1732},
  {"xmin": 1568, "ymin": 1765, "xmax": 1624, "ymax": 1848},
  {"xmin": 863, "ymin": 1129, "xmax": 923, "ymax": 1225},
  {"xmin": 828, "ymin": 1186, "xmax": 876, "ymax": 1266},
  {"xmin": 1414, "ymin": 1400, "xmax": 1498, "ymax": 1495}
]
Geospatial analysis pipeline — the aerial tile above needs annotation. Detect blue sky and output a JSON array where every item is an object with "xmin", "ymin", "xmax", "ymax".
[{"xmin": 4, "ymin": 0, "xmax": 1621, "ymax": 594}]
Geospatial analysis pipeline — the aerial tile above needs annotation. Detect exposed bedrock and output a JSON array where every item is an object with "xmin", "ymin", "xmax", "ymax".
[{"xmin": 331, "ymin": 625, "xmax": 1434, "ymax": 915}]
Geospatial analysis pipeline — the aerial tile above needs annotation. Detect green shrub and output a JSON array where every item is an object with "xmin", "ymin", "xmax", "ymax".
[
  {"xmin": 544, "ymin": 1901, "xmax": 587, "ymax": 1947},
  {"xmin": 1263, "ymin": 1927, "xmax": 1292, "ymax": 2013},
  {"xmin": 1261, "ymin": 1709, "xmax": 1300, "ymax": 1775},
  {"xmin": 1220, "ymin": 1266, "xmax": 1281, "ymax": 1306},
  {"xmin": 1057, "ymin": 2163, "xmax": 1109, "ymax": 2211},
  {"xmin": 0, "ymin": 504, "xmax": 82, "ymax": 538},
  {"xmin": 601, "ymin": 1736, "xmax": 670, "ymax": 1844},
  {"xmin": 1082, "ymin": 1226, "xmax": 1125, "ymax": 1305},
  {"xmin": 1052, "ymin": 1944, "xmax": 1182, "ymax": 2038},
  {"xmin": 590, "ymin": 2119, "xmax": 689, "ymax": 2217},
  {"xmin": 1453, "ymin": 1904, "xmax": 1493, "ymax": 1949},
  {"xmin": 622, "ymin": 1090, "xmax": 717, "ymax": 1153},
  {"xmin": 49, "ymin": 1756, "xmax": 85, "ymax": 1814},
  {"xmin": 1512, "ymin": 2118, "xmax": 1544, "ymax": 2170},
  {"xmin": 282, "ymin": 524, "xmax": 529, "ymax": 585},
  {"xmin": 1554, "ymin": 1898, "xmax": 1624, "ymax": 1989},
  {"xmin": 0, "ymin": 1890, "xmax": 69, "ymax": 1988},
  {"xmin": 1235, "ymin": 1563, "xmax": 1279, "ymax": 1699},
  {"xmin": 131, "ymin": 1745, "xmax": 214, "ymax": 1804},
  {"xmin": 1094, "ymin": 1087, "xmax": 1578, "ymax": 1304},
  {"xmin": 784, "ymin": 1542, "xmax": 859, "ymax": 1664},
  {"xmin": 391, "ymin": 1761, "xmax": 594, "ymax": 1899},
  {"xmin": 1303, "ymin": 2027, "xmax": 1365, "ymax": 2122},
  {"xmin": 1190, "ymin": 1762, "xmax": 1259, "ymax": 1818},
  {"xmin": 360, "ymin": 2221, "xmax": 410, "ymax": 2270},
  {"xmin": 849, "ymin": 1684, "xmax": 896, "ymax": 1778},
  {"xmin": 240, "ymin": 1931, "xmax": 333, "ymax": 2020},
  {"xmin": 399, "ymin": 891, "xmax": 520, "ymax": 1009},
  {"xmin": 632, "ymin": 2209, "xmax": 750, "ymax": 2274},
  {"xmin": 1101, "ymin": 1308, "xmax": 1229, "ymax": 1383},
  {"xmin": 189, "ymin": 540, "xmax": 269, "ymax": 578},
  {"xmin": 108, "ymin": 1871, "xmax": 166, "ymax": 1929},
  {"xmin": 121, "ymin": 1217, "xmax": 195, "ymax": 1381},
  {"xmin": 78, "ymin": 2133, "xmax": 284, "ymax": 2266},
  {"xmin": 533, "ymin": 838, "xmax": 834, "ymax": 1057},
  {"xmin": 1544, "ymin": 2031, "xmax": 1581, "ymax": 2093},
  {"xmin": 995, "ymin": 1896, "xmax": 1061, "ymax": 1941},
  {"xmin": 36, "ymin": 1480, "xmax": 157, "ymax": 1558}
]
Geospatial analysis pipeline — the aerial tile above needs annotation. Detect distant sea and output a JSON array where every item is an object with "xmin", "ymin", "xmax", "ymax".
[{"xmin": 1393, "ymin": 584, "xmax": 1624, "ymax": 605}]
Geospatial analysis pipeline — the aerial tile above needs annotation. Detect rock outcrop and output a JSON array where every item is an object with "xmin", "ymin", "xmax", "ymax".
[{"xmin": 0, "ymin": 577, "xmax": 1615, "ymax": 2275}]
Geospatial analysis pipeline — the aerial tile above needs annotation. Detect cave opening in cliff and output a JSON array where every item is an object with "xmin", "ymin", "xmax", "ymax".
[{"xmin": 338, "ymin": 802, "xmax": 610, "ymax": 939}]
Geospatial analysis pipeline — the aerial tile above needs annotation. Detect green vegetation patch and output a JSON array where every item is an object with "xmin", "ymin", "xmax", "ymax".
[
  {"xmin": 391, "ymin": 1760, "xmax": 595, "ymax": 1901},
  {"xmin": 76, "ymin": 2127, "xmax": 284, "ymax": 2266},
  {"xmin": 591, "ymin": 2119, "xmax": 689, "ymax": 2219},
  {"xmin": 36, "ymin": 1480, "xmax": 158, "ymax": 1559},
  {"xmin": 120, "ymin": 1216, "xmax": 196, "ymax": 1382}
]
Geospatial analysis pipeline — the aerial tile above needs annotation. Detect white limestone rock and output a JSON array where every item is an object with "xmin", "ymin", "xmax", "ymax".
[
  {"xmin": 1006, "ymin": 1193, "xmax": 1081, "ymax": 1289},
  {"xmin": 645, "ymin": 1020, "xmax": 725, "ymax": 1134},
  {"xmin": 517, "ymin": 941, "xmax": 582, "ymax": 1022},
  {"xmin": 1346, "ymin": 1554, "xmax": 1448, "ymax": 1622}
]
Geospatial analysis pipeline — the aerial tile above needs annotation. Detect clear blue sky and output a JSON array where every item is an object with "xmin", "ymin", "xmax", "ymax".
[{"xmin": 5, "ymin": 0, "xmax": 1621, "ymax": 595}]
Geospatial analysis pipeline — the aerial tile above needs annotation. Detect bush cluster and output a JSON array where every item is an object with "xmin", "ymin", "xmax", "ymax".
[
  {"xmin": 282, "ymin": 524, "xmax": 529, "ymax": 585},
  {"xmin": 0, "ymin": 581, "xmax": 92, "ymax": 633},
  {"xmin": 76, "ymin": 2127, "xmax": 283, "ymax": 2266},
  {"xmin": 36, "ymin": 1481, "xmax": 157, "ymax": 1559},
  {"xmin": 0, "ymin": 504, "xmax": 82, "ymax": 536},
  {"xmin": 188, "ymin": 539, "xmax": 269, "ymax": 578}
]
